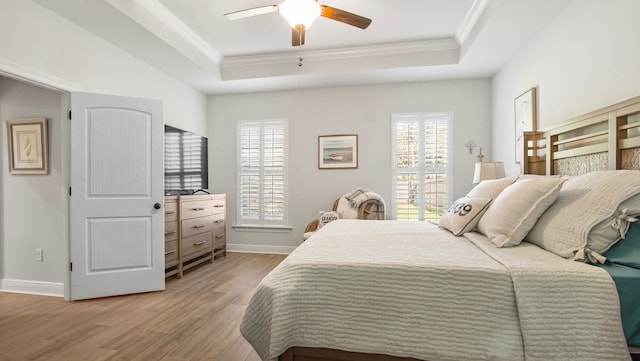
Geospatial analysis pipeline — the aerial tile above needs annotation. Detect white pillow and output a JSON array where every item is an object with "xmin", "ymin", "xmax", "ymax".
[
  {"xmin": 477, "ymin": 177, "xmax": 567, "ymax": 248},
  {"xmin": 526, "ymin": 170, "xmax": 640, "ymax": 262},
  {"xmin": 318, "ymin": 210, "xmax": 339, "ymax": 229},
  {"xmin": 439, "ymin": 197, "xmax": 492, "ymax": 236},
  {"xmin": 467, "ymin": 177, "xmax": 517, "ymax": 199}
]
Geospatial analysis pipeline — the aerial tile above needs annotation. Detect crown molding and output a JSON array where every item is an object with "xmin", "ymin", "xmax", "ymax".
[
  {"xmin": 223, "ymin": 38, "xmax": 458, "ymax": 68},
  {"xmin": 106, "ymin": 0, "xmax": 223, "ymax": 76},
  {"xmin": 456, "ymin": 0, "xmax": 490, "ymax": 44},
  {"xmin": 220, "ymin": 38, "xmax": 460, "ymax": 80}
]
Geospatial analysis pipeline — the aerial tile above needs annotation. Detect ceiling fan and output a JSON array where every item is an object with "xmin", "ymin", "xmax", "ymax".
[{"xmin": 224, "ymin": 0, "xmax": 372, "ymax": 46}]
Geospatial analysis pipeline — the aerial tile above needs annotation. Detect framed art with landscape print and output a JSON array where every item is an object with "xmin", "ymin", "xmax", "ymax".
[
  {"xmin": 514, "ymin": 87, "xmax": 537, "ymax": 164},
  {"xmin": 318, "ymin": 134, "xmax": 358, "ymax": 169},
  {"xmin": 5, "ymin": 117, "xmax": 49, "ymax": 174}
]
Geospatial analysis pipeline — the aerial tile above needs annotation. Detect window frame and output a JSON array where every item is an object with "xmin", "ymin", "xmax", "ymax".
[
  {"xmin": 391, "ymin": 112, "xmax": 453, "ymax": 221},
  {"xmin": 236, "ymin": 119, "xmax": 289, "ymax": 229}
]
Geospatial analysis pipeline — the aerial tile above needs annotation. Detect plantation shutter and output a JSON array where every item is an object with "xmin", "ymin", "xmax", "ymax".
[
  {"xmin": 238, "ymin": 120, "xmax": 288, "ymax": 226},
  {"xmin": 164, "ymin": 130, "xmax": 183, "ymax": 191},
  {"xmin": 392, "ymin": 113, "xmax": 451, "ymax": 220},
  {"xmin": 164, "ymin": 128, "xmax": 208, "ymax": 192}
]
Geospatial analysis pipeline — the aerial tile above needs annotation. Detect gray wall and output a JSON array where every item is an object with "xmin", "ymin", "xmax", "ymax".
[
  {"xmin": 492, "ymin": 0, "xmax": 640, "ymax": 176},
  {"xmin": 209, "ymin": 79, "xmax": 493, "ymax": 252},
  {"xmin": 0, "ymin": 76, "xmax": 66, "ymax": 283}
]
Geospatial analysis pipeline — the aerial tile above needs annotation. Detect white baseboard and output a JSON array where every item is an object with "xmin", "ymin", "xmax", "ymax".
[
  {"xmin": 227, "ymin": 243, "xmax": 297, "ymax": 254},
  {"xmin": 0, "ymin": 278, "xmax": 64, "ymax": 298}
]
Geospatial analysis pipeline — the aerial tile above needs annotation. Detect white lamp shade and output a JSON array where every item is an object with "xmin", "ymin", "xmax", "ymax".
[
  {"xmin": 279, "ymin": 0, "xmax": 321, "ymax": 29},
  {"xmin": 473, "ymin": 162, "xmax": 505, "ymax": 184}
]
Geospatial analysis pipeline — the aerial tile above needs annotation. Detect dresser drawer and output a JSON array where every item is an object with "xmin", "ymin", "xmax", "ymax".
[
  {"xmin": 213, "ymin": 228, "xmax": 225, "ymax": 250},
  {"xmin": 165, "ymin": 201, "xmax": 178, "ymax": 222},
  {"xmin": 181, "ymin": 200, "xmax": 214, "ymax": 219},
  {"xmin": 165, "ymin": 240, "xmax": 178, "ymax": 265},
  {"xmin": 181, "ymin": 232, "xmax": 212, "ymax": 259},
  {"xmin": 165, "ymin": 221, "xmax": 178, "ymax": 241},
  {"xmin": 212, "ymin": 198, "xmax": 225, "ymax": 214},
  {"xmin": 181, "ymin": 215, "xmax": 214, "ymax": 238},
  {"xmin": 211, "ymin": 213, "xmax": 225, "ymax": 228}
]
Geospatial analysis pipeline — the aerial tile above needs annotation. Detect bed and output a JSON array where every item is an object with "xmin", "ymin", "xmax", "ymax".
[{"xmin": 240, "ymin": 95, "xmax": 640, "ymax": 361}]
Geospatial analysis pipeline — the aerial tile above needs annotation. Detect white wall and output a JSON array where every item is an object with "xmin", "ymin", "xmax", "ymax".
[
  {"xmin": 0, "ymin": 0, "xmax": 207, "ymax": 292},
  {"xmin": 492, "ymin": 0, "xmax": 640, "ymax": 176},
  {"xmin": 0, "ymin": 0, "xmax": 207, "ymax": 136},
  {"xmin": 209, "ymin": 79, "xmax": 492, "ymax": 252}
]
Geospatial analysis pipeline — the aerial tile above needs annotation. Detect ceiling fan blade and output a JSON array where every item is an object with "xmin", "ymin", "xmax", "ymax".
[
  {"xmin": 320, "ymin": 5, "xmax": 371, "ymax": 29},
  {"xmin": 224, "ymin": 5, "xmax": 278, "ymax": 20},
  {"xmin": 292, "ymin": 24, "xmax": 305, "ymax": 46}
]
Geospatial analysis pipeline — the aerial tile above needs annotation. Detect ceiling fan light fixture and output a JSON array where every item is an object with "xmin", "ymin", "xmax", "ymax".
[{"xmin": 279, "ymin": 0, "xmax": 321, "ymax": 29}]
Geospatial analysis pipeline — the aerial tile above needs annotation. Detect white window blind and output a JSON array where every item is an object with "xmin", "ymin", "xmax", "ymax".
[
  {"xmin": 392, "ymin": 113, "xmax": 452, "ymax": 221},
  {"xmin": 237, "ymin": 120, "xmax": 288, "ymax": 226}
]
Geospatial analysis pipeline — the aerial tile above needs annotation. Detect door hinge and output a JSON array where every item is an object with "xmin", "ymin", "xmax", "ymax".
[
  {"xmin": 68, "ymin": 110, "xmax": 72, "ymax": 120},
  {"xmin": 69, "ymin": 187, "xmax": 72, "ymax": 196},
  {"xmin": 69, "ymin": 262, "xmax": 73, "ymax": 272}
]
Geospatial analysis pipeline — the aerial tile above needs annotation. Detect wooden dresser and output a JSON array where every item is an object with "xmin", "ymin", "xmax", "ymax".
[
  {"xmin": 211, "ymin": 194, "xmax": 227, "ymax": 258},
  {"xmin": 164, "ymin": 196, "xmax": 180, "ymax": 278},
  {"xmin": 164, "ymin": 193, "xmax": 226, "ymax": 278}
]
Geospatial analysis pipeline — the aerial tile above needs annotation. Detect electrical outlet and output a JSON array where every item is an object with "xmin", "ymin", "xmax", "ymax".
[{"xmin": 35, "ymin": 248, "xmax": 43, "ymax": 262}]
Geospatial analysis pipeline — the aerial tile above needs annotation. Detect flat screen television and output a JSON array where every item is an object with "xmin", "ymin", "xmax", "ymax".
[{"xmin": 164, "ymin": 125, "xmax": 209, "ymax": 195}]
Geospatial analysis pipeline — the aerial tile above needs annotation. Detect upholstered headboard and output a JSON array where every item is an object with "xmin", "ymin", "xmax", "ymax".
[{"xmin": 522, "ymin": 95, "xmax": 640, "ymax": 176}]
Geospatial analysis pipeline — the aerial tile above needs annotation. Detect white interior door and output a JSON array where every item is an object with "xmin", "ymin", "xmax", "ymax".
[{"xmin": 69, "ymin": 92, "xmax": 164, "ymax": 300}]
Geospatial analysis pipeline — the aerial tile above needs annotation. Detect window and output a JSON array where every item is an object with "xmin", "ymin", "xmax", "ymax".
[
  {"xmin": 237, "ymin": 119, "xmax": 288, "ymax": 227},
  {"xmin": 164, "ymin": 125, "xmax": 208, "ymax": 193},
  {"xmin": 392, "ymin": 112, "xmax": 452, "ymax": 221}
]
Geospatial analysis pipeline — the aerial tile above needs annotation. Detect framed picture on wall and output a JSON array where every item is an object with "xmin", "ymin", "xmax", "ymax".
[
  {"xmin": 514, "ymin": 87, "xmax": 537, "ymax": 164},
  {"xmin": 5, "ymin": 117, "xmax": 49, "ymax": 174},
  {"xmin": 318, "ymin": 134, "xmax": 358, "ymax": 169}
]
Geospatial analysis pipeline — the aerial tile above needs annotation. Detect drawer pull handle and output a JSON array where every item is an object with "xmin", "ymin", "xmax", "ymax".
[
  {"xmin": 191, "ymin": 207, "xmax": 205, "ymax": 211},
  {"xmin": 214, "ymin": 220, "xmax": 223, "ymax": 223},
  {"xmin": 216, "ymin": 234, "xmax": 224, "ymax": 238},
  {"xmin": 165, "ymin": 211, "xmax": 176, "ymax": 215},
  {"xmin": 193, "ymin": 224, "xmax": 206, "ymax": 228},
  {"xmin": 194, "ymin": 240, "xmax": 207, "ymax": 246},
  {"xmin": 165, "ymin": 249, "xmax": 177, "ymax": 255},
  {"xmin": 214, "ymin": 205, "xmax": 224, "ymax": 208},
  {"xmin": 165, "ymin": 230, "xmax": 177, "ymax": 235}
]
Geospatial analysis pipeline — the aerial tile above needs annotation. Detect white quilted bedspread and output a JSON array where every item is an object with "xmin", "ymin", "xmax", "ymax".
[{"xmin": 240, "ymin": 220, "xmax": 631, "ymax": 361}]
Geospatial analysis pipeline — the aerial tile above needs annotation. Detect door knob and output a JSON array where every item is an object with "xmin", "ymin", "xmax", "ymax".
[{"xmin": 154, "ymin": 202, "xmax": 162, "ymax": 210}]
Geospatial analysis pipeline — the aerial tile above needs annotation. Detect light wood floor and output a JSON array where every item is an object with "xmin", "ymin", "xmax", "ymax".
[{"xmin": 0, "ymin": 252, "xmax": 286, "ymax": 361}]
